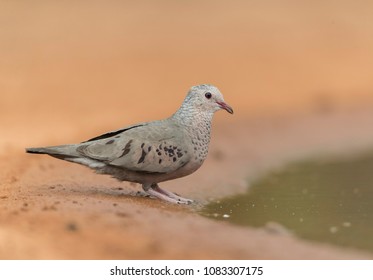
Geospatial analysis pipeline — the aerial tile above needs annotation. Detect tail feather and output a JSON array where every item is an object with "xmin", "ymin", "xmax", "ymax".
[
  {"xmin": 25, "ymin": 145, "xmax": 80, "ymax": 158},
  {"xmin": 26, "ymin": 148, "xmax": 73, "ymax": 161},
  {"xmin": 26, "ymin": 147, "xmax": 51, "ymax": 154},
  {"xmin": 26, "ymin": 145, "xmax": 105, "ymax": 169}
]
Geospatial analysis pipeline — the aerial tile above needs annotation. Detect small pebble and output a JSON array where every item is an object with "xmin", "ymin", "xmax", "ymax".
[
  {"xmin": 329, "ymin": 226, "xmax": 338, "ymax": 234},
  {"xmin": 66, "ymin": 222, "xmax": 78, "ymax": 232},
  {"xmin": 342, "ymin": 222, "xmax": 351, "ymax": 227}
]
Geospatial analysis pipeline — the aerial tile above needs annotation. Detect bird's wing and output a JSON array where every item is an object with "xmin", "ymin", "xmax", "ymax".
[{"xmin": 76, "ymin": 121, "xmax": 192, "ymax": 173}]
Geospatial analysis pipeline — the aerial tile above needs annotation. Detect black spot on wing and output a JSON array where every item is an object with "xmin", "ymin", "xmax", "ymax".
[
  {"xmin": 82, "ymin": 124, "xmax": 144, "ymax": 143},
  {"xmin": 137, "ymin": 148, "xmax": 147, "ymax": 164},
  {"xmin": 118, "ymin": 140, "xmax": 133, "ymax": 158}
]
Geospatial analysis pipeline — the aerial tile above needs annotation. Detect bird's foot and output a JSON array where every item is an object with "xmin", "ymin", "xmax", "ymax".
[{"xmin": 143, "ymin": 183, "xmax": 193, "ymax": 205}]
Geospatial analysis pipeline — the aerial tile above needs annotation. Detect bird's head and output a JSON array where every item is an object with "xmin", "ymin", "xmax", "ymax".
[{"xmin": 186, "ymin": 84, "xmax": 234, "ymax": 115}]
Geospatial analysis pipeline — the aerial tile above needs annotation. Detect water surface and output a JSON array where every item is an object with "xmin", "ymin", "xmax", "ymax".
[{"xmin": 202, "ymin": 153, "xmax": 373, "ymax": 252}]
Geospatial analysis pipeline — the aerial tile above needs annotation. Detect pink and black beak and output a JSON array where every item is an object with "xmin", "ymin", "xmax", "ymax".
[{"xmin": 217, "ymin": 101, "xmax": 234, "ymax": 114}]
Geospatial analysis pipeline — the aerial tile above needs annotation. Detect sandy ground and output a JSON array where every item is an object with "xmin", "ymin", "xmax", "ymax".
[{"xmin": 2, "ymin": 0, "xmax": 373, "ymax": 259}]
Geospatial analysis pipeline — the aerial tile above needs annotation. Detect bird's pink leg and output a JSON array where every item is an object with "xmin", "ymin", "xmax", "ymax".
[{"xmin": 142, "ymin": 183, "xmax": 193, "ymax": 204}]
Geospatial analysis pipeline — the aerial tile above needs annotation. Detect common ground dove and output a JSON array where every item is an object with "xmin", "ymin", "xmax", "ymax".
[{"xmin": 26, "ymin": 84, "xmax": 233, "ymax": 204}]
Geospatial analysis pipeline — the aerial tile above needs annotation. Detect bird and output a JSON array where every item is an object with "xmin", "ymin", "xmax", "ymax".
[{"xmin": 26, "ymin": 84, "xmax": 233, "ymax": 204}]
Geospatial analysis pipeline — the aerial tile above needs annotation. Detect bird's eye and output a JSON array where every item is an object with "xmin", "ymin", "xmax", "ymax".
[{"xmin": 205, "ymin": 92, "xmax": 212, "ymax": 99}]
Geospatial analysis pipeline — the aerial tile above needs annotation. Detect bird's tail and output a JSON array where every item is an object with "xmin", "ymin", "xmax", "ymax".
[
  {"xmin": 26, "ymin": 147, "xmax": 51, "ymax": 154},
  {"xmin": 26, "ymin": 145, "xmax": 105, "ymax": 169},
  {"xmin": 25, "ymin": 145, "xmax": 80, "ymax": 160}
]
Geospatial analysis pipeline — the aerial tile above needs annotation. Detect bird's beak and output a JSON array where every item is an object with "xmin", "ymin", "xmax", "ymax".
[{"xmin": 217, "ymin": 101, "xmax": 234, "ymax": 114}]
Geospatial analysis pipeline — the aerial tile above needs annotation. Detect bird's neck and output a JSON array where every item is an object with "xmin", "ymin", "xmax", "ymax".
[
  {"xmin": 171, "ymin": 105, "xmax": 214, "ymax": 164},
  {"xmin": 171, "ymin": 105, "xmax": 214, "ymax": 132}
]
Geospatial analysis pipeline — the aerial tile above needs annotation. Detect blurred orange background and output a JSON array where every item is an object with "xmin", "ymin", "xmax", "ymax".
[
  {"xmin": 2, "ymin": 0, "xmax": 373, "ymax": 259},
  {"xmin": 2, "ymin": 0, "xmax": 373, "ymax": 146}
]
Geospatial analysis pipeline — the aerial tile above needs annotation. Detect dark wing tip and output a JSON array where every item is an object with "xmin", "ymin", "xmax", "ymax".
[
  {"xmin": 26, "ymin": 148, "xmax": 46, "ymax": 154},
  {"xmin": 82, "ymin": 124, "xmax": 144, "ymax": 143}
]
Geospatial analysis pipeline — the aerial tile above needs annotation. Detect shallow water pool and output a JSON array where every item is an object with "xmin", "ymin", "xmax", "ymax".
[{"xmin": 202, "ymin": 153, "xmax": 373, "ymax": 252}]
